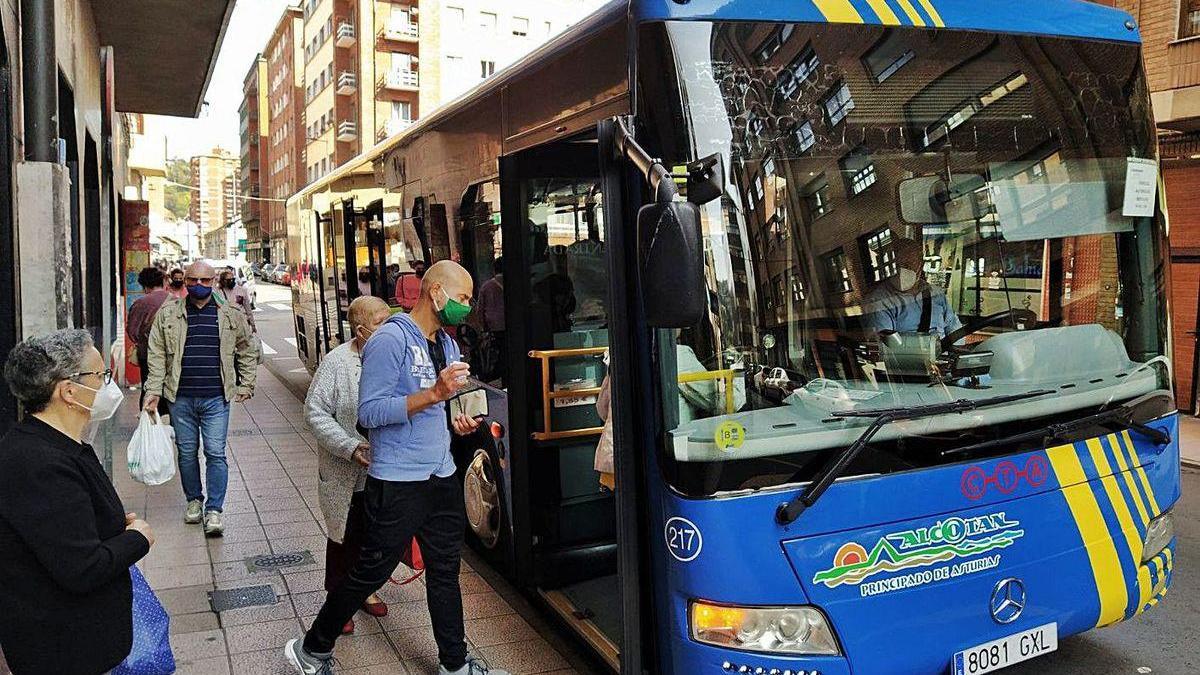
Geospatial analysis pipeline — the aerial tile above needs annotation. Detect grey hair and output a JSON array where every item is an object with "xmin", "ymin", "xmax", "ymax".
[{"xmin": 4, "ymin": 329, "xmax": 94, "ymax": 413}]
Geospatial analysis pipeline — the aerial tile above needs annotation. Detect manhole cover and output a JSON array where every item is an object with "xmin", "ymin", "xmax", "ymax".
[
  {"xmin": 208, "ymin": 585, "xmax": 278, "ymax": 612},
  {"xmin": 244, "ymin": 550, "xmax": 315, "ymax": 574}
]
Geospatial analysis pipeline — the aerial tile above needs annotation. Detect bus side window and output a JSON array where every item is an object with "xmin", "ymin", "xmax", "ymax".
[{"xmin": 459, "ymin": 180, "xmax": 506, "ymax": 386}]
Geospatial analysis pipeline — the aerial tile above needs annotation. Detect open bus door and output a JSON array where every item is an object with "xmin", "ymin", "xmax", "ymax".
[{"xmin": 480, "ymin": 135, "xmax": 644, "ymax": 673}]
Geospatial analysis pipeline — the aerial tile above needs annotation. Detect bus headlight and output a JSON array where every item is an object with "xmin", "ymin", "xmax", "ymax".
[
  {"xmin": 689, "ymin": 601, "xmax": 840, "ymax": 655},
  {"xmin": 1141, "ymin": 511, "xmax": 1174, "ymax": 563}
]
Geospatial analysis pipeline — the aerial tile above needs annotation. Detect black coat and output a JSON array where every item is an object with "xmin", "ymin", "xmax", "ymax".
[{"xmin": 0, "ymin": 417, "xmax": 151, "ymax": 674}]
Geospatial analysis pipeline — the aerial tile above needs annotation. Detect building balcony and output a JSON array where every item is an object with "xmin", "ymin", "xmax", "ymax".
[
  {"xmin": 377, "ymin": 117, "xmax": 414, "ymax": 141},
  {"xmin": 377, "ymin": 20, "xmax": 419, "ymax": 43},
  {"xmin": 377, "ymin": 69, "xmax": 419, "ymax": 92},
  {"xmin": 337, "ymin": 71, "xmax": 357, "ymax": 95},
  {"xmin": 336, "ymin": 22, "xmax": 356, "ymax": 47},
  {"xmin": 337, "ymin": 120, "xmax": 358, "ymax": 141}
]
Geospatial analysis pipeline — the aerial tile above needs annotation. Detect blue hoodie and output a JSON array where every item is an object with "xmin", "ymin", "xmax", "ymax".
[{"xmin": 358, "ymin": 313, "xmax": 461, "ymax": 482}]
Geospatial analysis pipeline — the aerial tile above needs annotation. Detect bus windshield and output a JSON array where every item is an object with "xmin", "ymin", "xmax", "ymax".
[{"xmin": 638, "ymin": 21, "xmax": 1169, "ymax": 496}]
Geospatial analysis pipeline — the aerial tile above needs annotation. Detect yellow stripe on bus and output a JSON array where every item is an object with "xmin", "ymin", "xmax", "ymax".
[
  {"xmin": 1121, "ymin": 430, "xmax": 1162, "ymax": 516},
  {"xmin": 1164, "ymin": 547, "xmax": 1174, "ymax": 571},
  {"xmin": 1086, "ymin": 438, "xmax": 1147, "ymax": 615},
  {"xmin": 812, "ymin": 0, "xmax": 865, "ymax": 23},
  {"xmin": 1047, "ymin": 443, "xmax": 1127, "ymax": 627},
  {"xmin": 894, "ymin": 0, "xmax": 927, "ymax": 25},
  {"xmin": 916, "ymin": 0, "xmax": 945, "ymax": 26},
  {"xmin": 864, "ymin": 0, "xmax": 902, "ymax": 24},
  {"xmin": 1109, "ymin": 434, "xmax": 1151, "ymax": 527}
]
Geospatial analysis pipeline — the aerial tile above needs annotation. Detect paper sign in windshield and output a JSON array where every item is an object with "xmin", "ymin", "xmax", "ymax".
[{"xmin": 1122, "ymin": 158, "xmax": 1157, "ymax": 217}]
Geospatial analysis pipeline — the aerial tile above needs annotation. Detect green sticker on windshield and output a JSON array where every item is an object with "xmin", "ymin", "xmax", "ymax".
[{"xmin": 715, "ymin": 421, "xmax": 746, "ymax": 452}]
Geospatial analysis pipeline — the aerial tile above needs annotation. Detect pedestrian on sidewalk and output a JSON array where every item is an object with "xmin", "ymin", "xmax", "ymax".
[
  {"xmin": 143, "ymin": 260, "xmax": 259, "ymax": 537},
  {"xmin": 166, "ymin": 268, "xmax": 187, "ymax": 299},
  {"xmin": 125, "ymin": 266, "xmax": 172, "ymax": 415},
  {"xmin": 394, "ymin": 259, "xmax": 427, "ymax": 311},
  {"xmin": 0, "ymin": 329, "xmax": 156, "ymax": 675},
  {"xmin": 304, "ymin": 295, "xmax": 392, "ymax": 635},
  {"xmin": 215, "ymin": 266, "xmax": 257, "ymax": 333},
  {"xmin": 286, "ymin": 261, "xmax": 508, "ymax": 675}
]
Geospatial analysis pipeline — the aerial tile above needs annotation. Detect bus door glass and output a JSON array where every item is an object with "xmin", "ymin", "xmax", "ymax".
[
  {"xmin": 459, "ymin": 180, "xmax": 506, "ymax": 385},
  {"xmin": 515, "ymin": 148, "xmax": 622, "ymax": 662}
]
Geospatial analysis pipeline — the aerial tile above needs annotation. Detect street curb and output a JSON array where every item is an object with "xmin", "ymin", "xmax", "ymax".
[{"xmin": 1182, "ymin": 458, "xmax": 1200, "ymax": 470}]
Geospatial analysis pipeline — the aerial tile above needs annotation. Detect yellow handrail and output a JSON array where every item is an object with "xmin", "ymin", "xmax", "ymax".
[{"xmin": 528, "ymin": 348, "xmax": 738, "ymax": 441}]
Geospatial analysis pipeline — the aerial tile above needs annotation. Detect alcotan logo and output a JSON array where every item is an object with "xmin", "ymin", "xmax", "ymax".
[{"xmin": 813, "ymin": 512, "xmax": 1025, "ymax": 590}]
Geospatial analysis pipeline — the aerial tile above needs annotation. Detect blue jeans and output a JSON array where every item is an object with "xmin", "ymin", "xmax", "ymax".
[{"xmin": 169, "ymin": 396, "xmax": 230, "ymax": 512}]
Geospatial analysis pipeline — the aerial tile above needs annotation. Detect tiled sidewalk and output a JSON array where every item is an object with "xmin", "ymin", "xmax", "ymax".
[{"xmin": 112, "ymin": 367, "xmax": 577, "ymax": 675}]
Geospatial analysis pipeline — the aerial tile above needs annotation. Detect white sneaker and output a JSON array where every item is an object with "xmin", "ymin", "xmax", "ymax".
[
  {"xmin": 283, "ymin": 638, "xmax": 336, "ymax": 674},
  {"xmin": 203, "ymin": 510, "xmax": 224, "ymax": 537},
  {"xmin": 439, "ymin": 655, "xmax": 510, "ymax": 675},
  {"xmin": 183, "ymin": 499, "xmax": 203, "ymax": 524}
]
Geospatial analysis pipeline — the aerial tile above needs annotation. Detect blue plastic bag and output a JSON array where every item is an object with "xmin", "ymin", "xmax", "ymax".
[{"xmin": 112, "ymin": 566, "xmax": 176, "ymax": 675}]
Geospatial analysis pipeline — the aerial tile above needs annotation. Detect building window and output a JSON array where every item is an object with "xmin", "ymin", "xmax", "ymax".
[
  {"xmin": 840, "ymin": 146, "xmax": 877, "ymax": 196},
  {"xmin": 793, "ymin": 120, "xmax": 815, "ymax": 153},
  {"xmin": 791, "ymin": 272, "xmax": 806, "ymax": 303},
  {"xmin": 544, "ymin": 21, "xmax": 553, "ymax": 35},
  {"xmin": 481, "ymin": 60, "xmax": 496, "ymax": 79},
  {"xmin": 860, "ymin": 227, "xmax": 898, "ymax": 283},
  {"xmin": 823, "ymin": 249, "xmax": 853, "ymax": 293},
  {"xmin": 823, "ymin": 81, "xmax": 855, "ymax": 126},
  {"xmin": 1183, "ymin": 0, "xmax": 1200, "ymax": 38},
  {"xmin": 921, "ymin": 72, "xmax": 1029, "ymax": 148},
  {"xmin": 480, "ymin": 12, "xmax": 497, "ymax": 33},
  {"xmin": 513, "ymin": 17, "xmax": 529, "ymax": 37},
  {"xmin": 776, "ymin": 46, "xmax": 819, "ymax": 99},
  {"xmin": 803, "ymin": 173, "xmax": 832, "ymax": 220},
  {"xmin": 447, "ymin": 6, "xmax": 464, "ymax": 23},
  {"xmin": 864, "ymin": 32, "xmax": 915, "ymax": 83},
  {"xmin": 755, "ymin": 31, "xmax": 783, "ymax": 63},
  {"xmin": 391, "ymin": 101, "xmax": 412, "ymax": 122}
]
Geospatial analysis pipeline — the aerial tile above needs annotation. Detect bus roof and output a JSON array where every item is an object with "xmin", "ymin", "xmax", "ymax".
[
  {"xmin": 632, "ymin": 0, "xmax": 1139, "ymax": 43},
  {"xmin": 288, "ymin": 0, "xmax": 1140, "ymax": 207}
]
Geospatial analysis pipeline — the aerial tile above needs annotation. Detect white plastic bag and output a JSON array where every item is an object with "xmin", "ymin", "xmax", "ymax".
[{"xmin": 128, "ymin": 412, "xmax": 176, "ymax": 486}]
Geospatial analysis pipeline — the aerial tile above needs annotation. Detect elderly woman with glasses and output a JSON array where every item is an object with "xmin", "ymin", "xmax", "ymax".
[
  {"xmin": 304, "ymin": 295, "xmax": 393, "ymax": 634},
  {"xmin": 0, "ymin": 329, "xmax": 156, "ymax": 675}
]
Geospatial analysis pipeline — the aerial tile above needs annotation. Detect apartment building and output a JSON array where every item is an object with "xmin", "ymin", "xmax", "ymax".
[
  {"xmin": 190, "ymin": 149, "xmax": 240, "ymax": 259},
  {"xmin": 265, "ymin": 6, "xmax": 306, "ymax": 264},
  {"xmin": 419, "ymin": 1, "xmax": 604, "ymax": 112},
  {"xmin": 295, "ymin": 0, "xmax": 604, "ymax": 185},
  {"xmin": 241, "ymin": 56, "xmax": 269, "ymax": 264}
]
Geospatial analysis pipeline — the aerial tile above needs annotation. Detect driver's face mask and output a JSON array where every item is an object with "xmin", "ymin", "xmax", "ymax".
[{"xmin": 891, "ymin": 268, "xmax": 920, "ymax": 292}]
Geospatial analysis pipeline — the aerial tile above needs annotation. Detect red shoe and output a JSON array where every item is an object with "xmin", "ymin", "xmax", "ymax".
[
  {"xmin": 361, "ymin": 599, "xmax": 389, "ymax": 617},
  {"xmin": 341, "ymin": 619, "xmax": 355, "ymax": 635}
]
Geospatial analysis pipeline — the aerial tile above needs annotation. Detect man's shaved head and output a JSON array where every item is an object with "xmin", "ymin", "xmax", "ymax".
[
  {"xmin": 348, "ymin": 295, "xmax": 390, "ymax": 332},
  {"xmin": 185, "ymin": 260, "xmax": 216, "ymax": 279},
  {"xmin": 421, "ymin": 260, "xmax": 473, "ymax": 297}
]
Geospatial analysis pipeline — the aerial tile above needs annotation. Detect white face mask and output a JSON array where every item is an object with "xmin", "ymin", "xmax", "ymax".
[
  {"xmin": 892, "ymin": 268, "xmax": 919, "ymax": 292},
  {"xmin": 76, "ymin": 379, "xmax": 125, "ymax": 422}
]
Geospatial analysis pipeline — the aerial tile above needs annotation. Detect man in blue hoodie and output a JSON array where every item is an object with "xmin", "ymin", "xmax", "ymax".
[{"xmin": 287, "ymin": 260, "xmax": 508, "ymax": 675}]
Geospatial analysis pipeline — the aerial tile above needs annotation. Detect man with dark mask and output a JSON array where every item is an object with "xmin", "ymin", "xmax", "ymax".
[
  {"xmin": 214, "ymin": 266, "xmax": 256, "ymax": 333},
  {"xmin": 167, "ymin": 268, "xmax": 187, "ymax": 299}
]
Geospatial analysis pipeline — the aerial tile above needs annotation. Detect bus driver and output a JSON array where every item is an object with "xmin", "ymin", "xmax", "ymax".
[{"xmin": 862, "ymin": 235, "xmax": 963, "ymax": 339}]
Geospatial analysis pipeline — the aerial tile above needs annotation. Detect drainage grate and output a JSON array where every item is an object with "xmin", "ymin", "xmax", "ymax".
[
  {"xmin": 243, "ymin": 550, "xmax": 316, "ymax": 574},
  {"xmin": 208, "ymin": 584, "xmax": 278, "ymax": 612},
  {"xmin": 228, "ymin": 429, "xmax": 255, "ymax": 437}
]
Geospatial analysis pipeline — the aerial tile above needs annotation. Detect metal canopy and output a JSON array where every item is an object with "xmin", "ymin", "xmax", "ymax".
[{"xmin": 91, "ymin": 0, "xmax": 236, "ymax": 116}]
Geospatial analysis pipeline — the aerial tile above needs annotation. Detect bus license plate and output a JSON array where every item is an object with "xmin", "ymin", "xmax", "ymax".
[{"xmin": 953, "ymin": 623, "xmax": 1057, "ymax": 675}]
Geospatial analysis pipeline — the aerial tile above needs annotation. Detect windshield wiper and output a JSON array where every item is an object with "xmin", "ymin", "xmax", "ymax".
[
  {"xmin": 774, "ymin": 389, "xmax": 1055, "ymax": 525},
  {"xmin": 940, "ymin": 391, "xmax": 1172, "ymax": 458}
]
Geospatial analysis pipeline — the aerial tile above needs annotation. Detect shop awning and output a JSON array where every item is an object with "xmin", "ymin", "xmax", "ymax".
[{"xmin": 92, "ymin": 0, "xmax": 236, "ymax": 116}]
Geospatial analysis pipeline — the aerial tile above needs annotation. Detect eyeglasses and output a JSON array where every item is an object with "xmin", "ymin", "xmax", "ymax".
[{"xmin": 68, "ymin": 369, "xmax": 113, "ymax": 385}]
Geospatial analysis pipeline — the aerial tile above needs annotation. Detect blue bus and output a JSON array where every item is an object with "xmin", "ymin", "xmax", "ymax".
[{"xmin": 287, "ymin": 1, "xmax": 1180, "ymax": 672}]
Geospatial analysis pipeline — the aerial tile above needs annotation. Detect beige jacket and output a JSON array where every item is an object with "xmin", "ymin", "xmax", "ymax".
[{"xmin": 144, "ymin": 297, "xmax": 259, "ymax": 403}]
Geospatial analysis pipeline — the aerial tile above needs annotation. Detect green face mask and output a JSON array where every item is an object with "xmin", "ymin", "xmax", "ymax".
[{"xmin": 435, "ymin": 287, "xmax": 472, "ymax": 326}]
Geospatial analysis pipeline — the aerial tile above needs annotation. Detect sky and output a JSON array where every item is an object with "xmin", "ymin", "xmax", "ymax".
[{"xmin": 151, "ymin": 0, "xmax": 293, "ymax": 160}]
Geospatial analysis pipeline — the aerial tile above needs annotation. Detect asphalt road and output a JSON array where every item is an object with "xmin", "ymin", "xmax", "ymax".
[{"xmin": 249, "ymin": 281, "xmax": 1198, "ymax": 674}]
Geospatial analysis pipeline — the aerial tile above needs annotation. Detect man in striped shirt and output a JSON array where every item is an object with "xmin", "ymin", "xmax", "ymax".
[{"xmin": 143, "ymin": 260, "xmax": 258, "ymax": 536}]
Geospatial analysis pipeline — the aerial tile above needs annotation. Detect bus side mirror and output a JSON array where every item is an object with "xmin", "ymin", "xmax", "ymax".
[{"xmin": 638, "ymin": 201, "xmax": 705, "ymax": 328}]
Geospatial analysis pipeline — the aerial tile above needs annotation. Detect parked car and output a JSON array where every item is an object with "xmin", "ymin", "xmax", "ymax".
[
  {"xmin": 278, "ymin": 264, "xmax": 293, "ymax": 286},
  {"xmin": 259, "ymin": 263, "xmax": 277, "ymax": 281}
]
